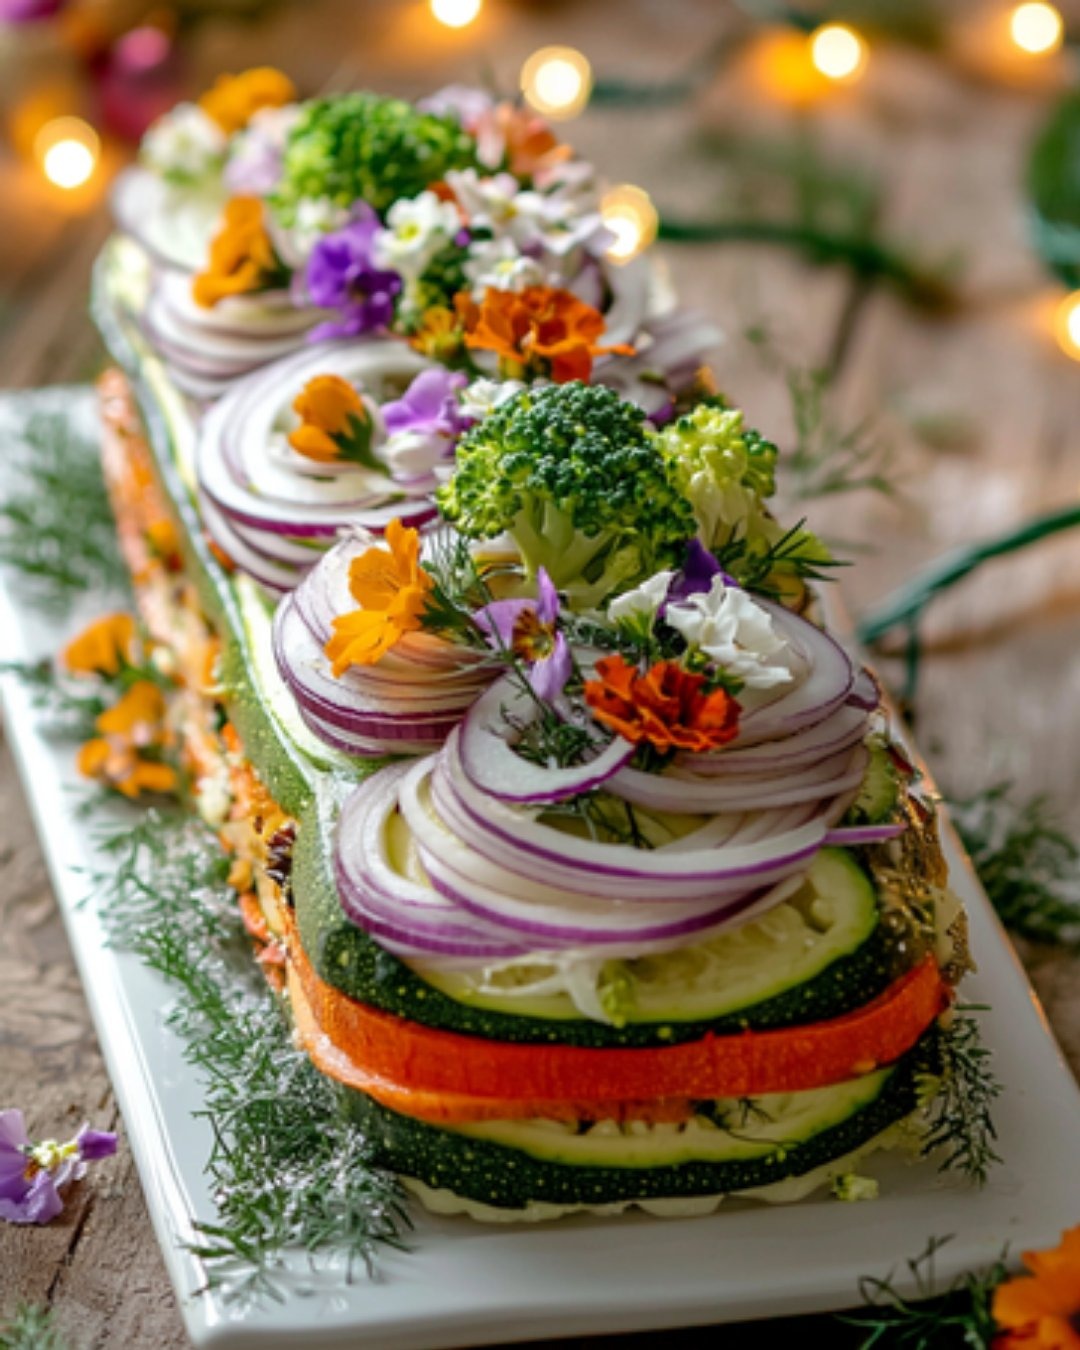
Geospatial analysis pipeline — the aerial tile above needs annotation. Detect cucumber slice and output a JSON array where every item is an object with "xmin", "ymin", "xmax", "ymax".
[{"xmin": 848, "ymin": 740, "xmax": 901, "ymax": 825}]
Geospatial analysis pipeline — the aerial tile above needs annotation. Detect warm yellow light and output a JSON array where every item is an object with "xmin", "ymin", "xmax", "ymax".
[
  {"xmin": 809, "ymin": 23, "xmax": 868, "ymax": 83},
  {"xmin": 1054, "ymin": 291, "xmax": 1080, "ymax": 360},
  {"xmin": 601, "ymin": 185, "xmax": 659, "ymax": 264},
  {"xmin": 429, "ymin": 0, "xmax": 481, "ymax": 29},
  {"xmin": 34, "ymin": 117, "xmax": 100, "ymax": 190},
  {"xmin": 520, "ymin": 46, "xmax": 593, "ymax": 120},
  {"xmin": 1009, "ymin": 2, "xmax": 1064, "ymax": 54}
]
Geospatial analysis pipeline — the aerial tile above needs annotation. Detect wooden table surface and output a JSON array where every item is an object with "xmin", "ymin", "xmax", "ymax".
[{"xmin": 3, "ymin": 2, "xmax": 1080, "ymax": 1345}]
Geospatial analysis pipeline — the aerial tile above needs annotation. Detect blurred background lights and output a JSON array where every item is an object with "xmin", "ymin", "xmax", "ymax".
[
  {"xmin": 429, "ymin": 0, "xmax": 482, "ymax": 29},
  {"xmin": 601, "ymin": 185, "xmax": 659, "ymax": 263},
  {"xmin": 34, "ymin": 117, "xmax": 99, "ymax": 190},
  {"xmin": 1009, "ymin": 2, "xmax": 1064, "ymax": 54},
  {"xmin": 809, "ymin": 23, "xmax": 868, "ymax": 83},
  {"xmin": 1053, "ymin": 290, "xmax": 1080, "ymax": 360},
  {"xmin": 520, "ymin": 46, "xmax": 593, "ymax": 119}
]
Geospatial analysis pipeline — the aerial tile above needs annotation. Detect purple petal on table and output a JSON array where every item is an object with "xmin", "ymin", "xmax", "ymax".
[
  {"xmin": 529, "ymin": 631, "xmax": 571, "ymax": 703},
  {"xmin": 0, "ymin": 1169, "xmax": 63, "ymax": 1226},
  {"xmin": 473, "ymin": 599, "xmax": 534, "ymax": 651},
  {"xmin": 76, "ymin": 1127, "xmax": 118, "ymax": 1162},
  {"xmin": 0, "ymin": 1110, "xmax": 30, "ymax": 1196}
]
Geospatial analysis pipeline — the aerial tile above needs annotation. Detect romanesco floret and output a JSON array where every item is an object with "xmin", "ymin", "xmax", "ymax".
[
  {"xmin": 437, "ymin": 383, "xmax": 696, "ymax": 609},
  {"xmin": 271, "ymin": 93, "xmax": 479, "ymax": 225},
  {"xmin": 653, "ymin": 401, "xmax": 778, "ymax": 550}
]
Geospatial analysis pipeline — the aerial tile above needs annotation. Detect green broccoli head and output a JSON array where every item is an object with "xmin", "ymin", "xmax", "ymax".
[
  {"xmin": 653, "ymin": 399, "xmax": 779, "ymax": 550},
  {"xmin": 271, "ymin": 93, "xmax": 479, "ymax": 225},
  {"xmin": 437, "ymin": 382, "xmax": 697, "ymax": 609}
]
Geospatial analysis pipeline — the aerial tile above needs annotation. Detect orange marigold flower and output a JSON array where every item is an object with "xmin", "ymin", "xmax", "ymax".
[
  {"xmin": 96, "ymin": 680, "xmax": 170, "ymax": 746},
  {"xmin": 62, "ymin": 613, "xmax": 137, "ymax": 678},
  {"xmin": 198, "ymin": 66, "xmax": 296, "ymax": 135},
  {"xmin": 458, "ymin": 286, "xmax": 634, "ymax": 384},
  {"xmin": 324, "ymin": 519, "xmax": 434, "ymax": 674},
  {"xmin": 992, "ymin": 1226, "xmax": 1080, "ymax": 1350},
  {"xmin": 192, "ymin": 197, "xmax": 279, "ymax": 308},
  {"xmin": 77, "ymin": 679, "xmax": 177, "ymax": 799},
  {"xmin": 288, "ymin": 374, "xmax": 371, "ymax": 464},
  {"xmin": 409, "ymin": 304, "xmax": 464, "ymax": 361},
  {"xmin": 476, "ymin": 102, "xmax": 572, "ymax": 180},
  {"xmin": 583, "ymin": 653, "xmax": 741, "ymax": 755}
]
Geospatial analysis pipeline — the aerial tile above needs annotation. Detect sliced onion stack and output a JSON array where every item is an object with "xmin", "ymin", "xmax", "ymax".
[
  {"xmin": 273, "ymin": 534, "xmax": 497, "ymax": 754},
  {"xmin": 198, "ymin": 342, "xmax": 439, "ymax": 592}
]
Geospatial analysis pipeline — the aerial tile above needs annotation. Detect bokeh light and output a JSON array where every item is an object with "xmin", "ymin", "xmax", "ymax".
[
  {"xmin": 809, "ymin": 23, "xmax": 868, "ymax": 84},
  {"xmin": 1009, "ymin": 2, "xmax": 1064, "ymax": 55},
  {"xmin": 430, "ymin": 0, "xmax": 482, "ymax": 29},
  {"xmin": 601, "ymin": 185, "xmax": 659, "ymax": 264},
  {"xmin": 520, "ymin": 46, "xmax": 593, "ymax": 120},
  {"xmin": 1053, "ymin": 291, "xmax": 1080, "ymax": 360},
  {"xmin": 34, "ymin": 117, "xmax": 100, "ymax": 190}
]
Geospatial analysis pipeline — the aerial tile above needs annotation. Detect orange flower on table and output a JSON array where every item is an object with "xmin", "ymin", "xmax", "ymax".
[
  {"xmin": 288, "ymin": 374, "xmax": 373, "ymax": 465},
  {"xmin": 77, "ymin": 680, "xmax": 178, "ymax": 799},
  {"xmin": 198, "ymin": 67, "xmax": 296, "ymax": 135},
  {"xmin": 325, "ymin": 519, "xmax": 434, "ymax": 675},
  {"xmin": 584, "ymin": 653, "xmax": 741, "ymax": 755},
  {"xmin": 457, "ymin": 286, "xmax": 634, "ymax": 384},
  {"xmin": 192, "ymin": 197, "xmax": 280, "ymax": 309},
  {"xmin": 62, "ymin": 613, "xmax": 137, "ymax": 678},
  {"xmin": 992, "ymin": 1226, "xmax": 1080, "ymax": 1349}
]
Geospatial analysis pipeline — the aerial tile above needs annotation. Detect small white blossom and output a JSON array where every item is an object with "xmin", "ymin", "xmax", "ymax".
[
  {"xmin": 382, "ymin": 429, "xmax": 451, "ymax": 480},
  {"xmin": 607, "ymin": 572, "xmax": 674, "ymax": 627},
  {"xmin": 270, "ymin": 195, "xmax": 351, "ymax": 269},
  {"xmin": 458, "ymin": 378, "xmax": 528, "ymax": 422},
  {"xmin": 372, "ymin": 191, "xmax": 460, "ymax": 279},
  {"xmin": 141, "ymin": 104, "xmax": 227, "ymax": 184},
  {"xmin": 665, "ymin": 577, "xmax": 793, "ymax": 689},
  {"xmin": 463, "ymin": 237, "xmax": 550, "ymax": 295}
]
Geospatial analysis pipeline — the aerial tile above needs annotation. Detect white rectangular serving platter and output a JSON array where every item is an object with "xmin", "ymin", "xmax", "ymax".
[{"xmin": 4, "ymin": 386, "xmax": 1080, "ymax": 1350}]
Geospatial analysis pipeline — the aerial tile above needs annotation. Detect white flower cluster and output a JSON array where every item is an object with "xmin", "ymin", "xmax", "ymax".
[{"xmin": 141, "ymin": 104, "xmax": 227, "ymax": 185}]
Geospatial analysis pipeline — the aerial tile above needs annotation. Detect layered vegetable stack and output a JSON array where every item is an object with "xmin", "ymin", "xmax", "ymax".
[{"xmin": 91, "ymin": 70, "xmax": 970, "ymax": 1221}]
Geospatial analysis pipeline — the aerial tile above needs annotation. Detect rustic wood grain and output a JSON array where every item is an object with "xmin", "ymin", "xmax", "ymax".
[{"xmin": 2, "ymin": 0, "xmax": 1080, "ymax": 1345}]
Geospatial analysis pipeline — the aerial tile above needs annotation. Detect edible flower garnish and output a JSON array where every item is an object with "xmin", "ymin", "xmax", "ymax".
[
  {"xmin": 381, "ymin": 368, "xmax": 468, "ymax": 478},
  {"xmin": 992, "ymin": 1225, "xmax": 1080, "ymax": 1349},
  {"xmin": 584, "ymin": 654, "xmax": 740, "ymax": 754},
  {"xmin": 198, "ymin": 66, "xmax": 297, "ymax": 136},
  {"xmin": 288, "ymin": 374, "xmax": 375, "ymax": 465},
  {"xmin": 77, "ymin": 680, "xmax": 178, "ymax": 799},
  {"xmin": 665, "ymin": 574, "xmax": 793, "ymax": 690},
  {"xmin": 0, "ymin": 1109, "xmax": 117, "ymax": 1226},
  {"xmin": 474, "ymin": 567, "xmax": 571, "ymax": 701},
  {"xmin": 192, "ymin": 197, "xmax": 281, "ymax": 308},
  {"xmin": 457, "ymin": 285, "xmax": 634, "ymax": 384},
  {"xmin": 325, "ymin": 519, "xmax": 434, "ymax": 673},
  {"xmin": 62, "ymin": 613, "xmax": 137, "ymax": 678},
  {"xmin": 305, "ymin": 207, "xmax": 403, "ymax": 340},
  {"xmin": 408, "ymin": 304, "xmax": 464, "ymax": 360},
  {"xmin": 473, "ymin": 102, "xmax": 571, "ymax": 179}
]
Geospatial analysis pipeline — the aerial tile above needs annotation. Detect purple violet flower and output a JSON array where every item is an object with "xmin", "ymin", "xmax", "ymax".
[
  {"xmin": 383, "ymin": 369, "xmax": 469, "ymax": 439},
  {"xmin": 0, "ymin": 1110, "xmax": 117, "ymax": 1226},
  {"xmin": 305, "ymin": 207, "xmax": 402, "ymax": 342},
  {"xmin": 0, "ymin": 0, "xmax": 65, "ymax": 21},
  {"xmin": 473, "ymin": 568, "xmax": 571, "ymax": 702},
  {"xmin": 666, "ymin": 539, "xmax": 737, "ymax": 607}
]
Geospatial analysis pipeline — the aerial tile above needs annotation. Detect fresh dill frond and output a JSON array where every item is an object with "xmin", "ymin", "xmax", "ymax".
[
  {"xmin": 0, "ymin": 660, "xmax": 107, "ymax": 741},
  {"xmin": 711, "ymin": 519, "xmax": 849, "ymax": 596},
  {"xmin": 89, "ymin": 811, "xmax": 409, "ymax": 1304},
  {"xmin": 949, "ymin": 783, "xmax": 1080, "ymax": 948},
  {"xmin": 0, "ymin": 1302, "xmax": 68, "ymax": 1350},
  {"xmin": 843, "ymin": 1234, "xmax": 1007, "ymax": 1349},
  {"xmin": 0, "ymin": 411, "xmax": 127, "ymax": 610},
  {"xmin": 918, "ymin": 1011, "xmax": 1002, "ymax": 1187}
]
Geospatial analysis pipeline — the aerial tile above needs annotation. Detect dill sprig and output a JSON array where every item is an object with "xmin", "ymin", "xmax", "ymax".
[
  {"xmin": 0, "ymin": 659, "xmax": 107, "ymax": 742},
  {"xmin": 0, "ymin": 1302, "xmax": 68, "ymax": 1350},
  {"xmin": 0, "ymin": 411, "xmax": 127, "ymax": 610},
  {"xmin": 919, "ymin": 1011, "xmax": 1002, "ymax": 1187},
  {"xmin": 89, "ymin": 811, "xmax": 409, "ymax": 1305},
  {"xmin": 948, "ymin": 784, "xmax": 1080, "ymax": 949},
  {"xmin": 843, "ymin": 1234, "xmax": 1007, "ymax": 1350},
  {"xmin": 711, "ymin": 519, "xmax": 849, "ymax": 596}
]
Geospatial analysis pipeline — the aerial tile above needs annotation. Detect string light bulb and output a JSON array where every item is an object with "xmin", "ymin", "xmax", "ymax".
[
  {"xmin": 34, "ymin": 117, "xmax": 100, "ymax": 191},
  {"xmin": 601, "ymin": 185, "xmax": 658, "ymax": 264},
  {"xmin": 429, "ymin": 0, "xmax": 482, "ymax": 29},
  {"xmin": 520, "ymin": 46, "xmax": 593, "ymax": 120},
  {"xmin": 1053, "ymin": 291, "xmax": 1080, "ymax": 360},
  {"xmin": 1009, "ymin": 2, "xmax": 1064, "ymax": 55},
  {"xmin": 809, "ymin": 23, "xmax": 869, "ymax": 84}
]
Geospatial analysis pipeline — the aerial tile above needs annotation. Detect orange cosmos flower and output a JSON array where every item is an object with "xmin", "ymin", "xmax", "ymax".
[
  {"xmin": 457, "ymin": 286, "xmax": 634, "ymax": 384},
  {"xmin": 77, "ymin": 680, "xmax": 178, "ymax": 799},
  {"xmin": 288, "ymin": 374, "xmax": 373, "ymax": 464},
  {"xmin": 993, "ymin": 1226, "xmax": 1080, "ymax": 1350},
  {"xmin": 324, "ymin": 519, "xmax": 434, "ymax": 674},
  {"xmin": 62, "ymin": 613, "xmax": 137, "ymax": 678},
  {"xmin": 193, "ymin": 197, "xmax": 280, "ymax": 308},
  {"xmin": 198, "ymin": 66, "xmax": 297, "ymax": 135},
  {"xmin": 584, "ymin": 653, "xmax": 741, "ymax": 755}
]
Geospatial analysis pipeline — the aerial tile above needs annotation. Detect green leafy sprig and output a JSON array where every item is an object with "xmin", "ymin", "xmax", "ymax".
[
  {"xmin": 0, "ymin": 412, "xmax": 128, "ymax": 611},
  {"xmin": 0, "ymin": 1302, "xmax": 68, "ymax": 1350},
  {"xmin": 711, "ymin": 518, "xmax": 849, "ymax": 596},
  {"xmin": 844, "ymin": 1234, "xmax": 1007, "ymax": 1350},
  {"xmin": 919, "ymin": 1011, "xmax": 1002, "ymax": 1187},
  {"xmin": 90, "ymin": 811, "xmax": 409, "ymax": 1305}
]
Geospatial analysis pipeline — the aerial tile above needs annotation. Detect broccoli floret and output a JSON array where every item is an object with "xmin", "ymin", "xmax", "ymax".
[
  {"xmin": 271, "ymin": 93, "xmax": 479, "ymax": 225},
  {"xmin": 653, "ymin": 401, "xmax": 779, "ymax": 550},
  {"xmin": 437, "ymin": 383, "xmax": 696, "ymax": 609}
]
